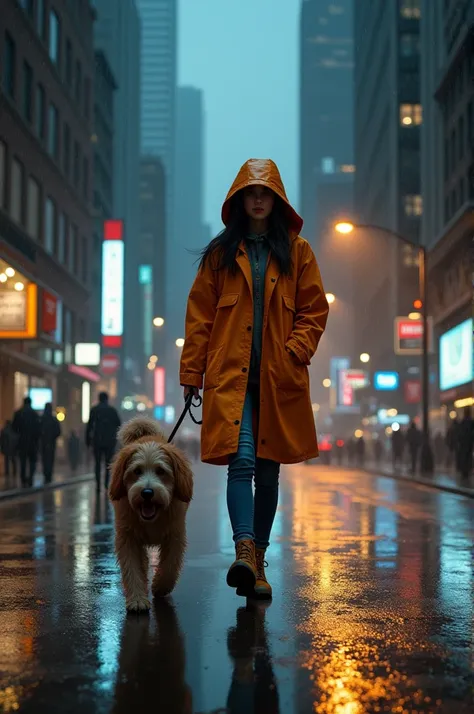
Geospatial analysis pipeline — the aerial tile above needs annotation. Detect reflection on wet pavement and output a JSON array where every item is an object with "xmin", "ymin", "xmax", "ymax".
[{"xmin": 0, "ymin": 465, "xmax": 472, "ymax": 713}]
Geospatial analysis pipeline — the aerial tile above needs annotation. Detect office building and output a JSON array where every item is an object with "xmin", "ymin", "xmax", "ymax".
[
  {"xmin": 93, "ymin": 0, "xmax": 141, "ymax": 397},
  {"xmin": 420, "ymin": 0, "xmax": 473, "ymax": 416},
  {"xmin": 0, "ymin": 0, "xmax": 98, "ymax": 428}
]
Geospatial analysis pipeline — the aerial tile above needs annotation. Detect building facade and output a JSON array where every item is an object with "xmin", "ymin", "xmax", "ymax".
[
  {"xmin": 353, "ymin": 0, "xmax": 422, "ymax": 414},
  {"xmin": 421, "ymin": 0, "xmax": 473, "ymax": 419},
  {"xmin": 0, "ymin": 0, "xmax": 98, "ymax": 430},
  {"xmin": 299, "ymin": 0, "xmax": 354, "ymax": 249}
]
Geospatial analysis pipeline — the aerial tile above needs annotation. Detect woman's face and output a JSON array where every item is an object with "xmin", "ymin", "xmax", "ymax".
[{"xmin": 243, "ymin": 185, "xmax": 275, "ymax": 222}]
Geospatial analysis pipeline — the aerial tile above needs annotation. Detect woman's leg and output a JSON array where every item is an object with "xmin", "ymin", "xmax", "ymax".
[
  {"xmin": 227, "ymin": 391, "xmax": 256, "ymax": 544},
  {"xmin": 253, "ymin": 459, "xmax": 280, "ymax": 550}
]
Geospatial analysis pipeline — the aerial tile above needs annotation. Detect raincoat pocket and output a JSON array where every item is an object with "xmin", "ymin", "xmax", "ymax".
[
  {"xmin": 277, "ymin": 346, "xmax": 308, "ymax": 391},
  {"xmin": 204, "ymin": 346, "xmax": 223, "ymax": 391}
]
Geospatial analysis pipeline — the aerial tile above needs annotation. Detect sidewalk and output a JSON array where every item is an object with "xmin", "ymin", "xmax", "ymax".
[
  {"xmin": 347, "ymin": 460, "xmax": 474, "ymax": 499},
  {"xmin": 0, "ymin": 465, "xmax": 94, "ymax": 501}
]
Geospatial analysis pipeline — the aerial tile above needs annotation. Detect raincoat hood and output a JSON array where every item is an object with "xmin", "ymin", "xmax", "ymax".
[{"xmin": 221, "ymin": 159, "xmax": 303, "ymax": 234}]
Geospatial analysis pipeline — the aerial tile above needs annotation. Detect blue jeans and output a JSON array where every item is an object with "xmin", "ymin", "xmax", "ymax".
[{"xmin": 227, "ymin": 390, "xmax": 280, "ymax": 549}]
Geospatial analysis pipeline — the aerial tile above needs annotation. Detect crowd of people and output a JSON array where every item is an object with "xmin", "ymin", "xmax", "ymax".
[{"xmin": 334, "ymin": 407, "xmax": 473, "ymax": 481}]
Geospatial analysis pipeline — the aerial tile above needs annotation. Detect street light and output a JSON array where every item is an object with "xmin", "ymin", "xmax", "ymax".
[
  {"xmin": 326, "ymin": 292, "xmax": 336, "ymax": 304},
  {"xmin": 360, "ymin": 352, "xmax": 370, "ymax": 364},
  {"xmin": 175, "ymin": 338, "xmax": 185, "ymax": 348},
  {"xmin": 153, "ymin": 317, "xmax": 165, "ymax": 327},
  {"xmin": 322, "ymin": 378, "xmax": 331, "ymax": 388},
  {"xmin": 334, "ymin": 219, "xmax": 434, "ymax": 473}
]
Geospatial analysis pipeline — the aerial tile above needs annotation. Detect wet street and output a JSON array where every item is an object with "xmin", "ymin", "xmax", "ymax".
[{"xmin": 0, "ymin": 465, "xmax": 473, "ymax": 714}]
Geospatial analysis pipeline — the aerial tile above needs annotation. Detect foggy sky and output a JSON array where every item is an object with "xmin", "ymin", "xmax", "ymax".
[{"xmin": 178, "ymin": 0, "xmax": 299, "ymax": 237}]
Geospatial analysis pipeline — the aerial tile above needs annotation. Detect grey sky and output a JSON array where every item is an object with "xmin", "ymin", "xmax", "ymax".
[{"xmin": 178, "ymin": 0, "xmax": 299, "ymax": 236}]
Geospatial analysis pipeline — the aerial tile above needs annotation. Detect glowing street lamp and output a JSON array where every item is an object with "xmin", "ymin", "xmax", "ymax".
[
  {"xmin": 326, "ymin": 292, "xmax": 335, "ymax": 305},
  {"xmin": 360, "ymin": 353, "xmax": 370, "ymax": 364},
  {"xmin": 322, "ymin": 378, "xmax": 331, "ymax": 388},
  {"xmin": 334, "ymin": 221, "xmax": 355, "ymax": 235},
  {"xmin": 175, "ymin": 338, "xmax": 185, "ymax": 348},
  {"xmin": 153, "ymin": 317, "xmax": 165, "ymax": 327}
]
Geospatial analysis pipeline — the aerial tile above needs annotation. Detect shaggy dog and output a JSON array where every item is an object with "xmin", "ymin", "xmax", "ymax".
[{"xmin": 109, "ymin": 417, "xmax": 193, "ymax": 612}]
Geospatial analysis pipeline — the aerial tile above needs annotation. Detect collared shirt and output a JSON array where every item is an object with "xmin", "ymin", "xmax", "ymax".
[{"xmin": 245, "ymin": 232, "xmax": 270, "ymax": 385}]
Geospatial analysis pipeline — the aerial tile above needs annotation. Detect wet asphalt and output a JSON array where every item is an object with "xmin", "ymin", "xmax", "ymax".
[{"xmin": 0, "ymin": 465, "xmax": 473, "ymax": 714}]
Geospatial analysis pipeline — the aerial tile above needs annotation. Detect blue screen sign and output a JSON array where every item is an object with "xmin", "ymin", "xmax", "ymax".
[{"xmin": 374, "ymin": 371, "xmax": 399, "ymax": 391}]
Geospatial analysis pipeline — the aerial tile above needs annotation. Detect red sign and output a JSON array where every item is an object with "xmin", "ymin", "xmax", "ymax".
[
  {"xmin": 338, "ymin": 370, "xmax": 354, "ymax": 406},
  {"xmin": 104, "ymin": 219, "xmax": 123, "ymax": 240},
  {"xmin": 154, "ymin": 367, "xmax": 165, "ymax": 406},
  {"xmin": 404, "ymin": 380, "xmax": 421, "ymax": 404},
  {"xmin": 394, "ymin": 317, "xmax": 433, "ymax": 355},
  {"xmin": 42, "ymin": 290, "xmax": 57, "ymax": 333},
  {"xmin": 68, "ymin": 364, "xmax": 101, "ymax": 383},
  {"xmin": 101, "ymin": 354, "xmax": 120, "ymax": 375}
]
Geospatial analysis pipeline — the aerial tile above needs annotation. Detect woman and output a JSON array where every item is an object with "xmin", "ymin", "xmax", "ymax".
[{"xmin": 180, "ymin": 159, "xmax": 329, "ymax": 600}]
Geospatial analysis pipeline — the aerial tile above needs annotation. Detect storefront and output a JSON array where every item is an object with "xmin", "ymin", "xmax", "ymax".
[{"xmin": 438, "ymin": 317, "xmax": 473, "ymax": 419}]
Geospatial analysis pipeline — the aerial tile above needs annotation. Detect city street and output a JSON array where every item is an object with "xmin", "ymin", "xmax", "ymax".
[{"xmin": 0, "ymin": 465, "xmax": 473, "ymax": 713}]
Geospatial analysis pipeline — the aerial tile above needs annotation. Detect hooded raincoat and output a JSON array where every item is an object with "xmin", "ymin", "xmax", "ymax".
[{"xmin": 180, "ymin": 159, "xmax": 329, "ymax": 465}]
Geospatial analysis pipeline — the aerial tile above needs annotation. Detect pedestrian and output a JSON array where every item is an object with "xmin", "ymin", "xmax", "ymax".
[
  {"xmin": 86, "ymin": 391, "xmax": 121, "ymax": 490},
  {"xmin": 433, "ymin": 431, "xmax": 445, "ymax": 467},
  {"xmin": 180, "ymin": 158, "xmax": 329, "ymax": 600},
  {"xmin": 356, "ymin": 435, "xmax": 366, "ymax": 467},
  {"xmin": 456, "ymin": 407, "xmax": 474, "ymax": 482},
  {"xmin": 67, "ymin": 430, "xmax": 81, "ymax": 472},
  {"xmin": 445, "ymin": 417, "xmax": 459, "ymax": 469},
  {"xmin": 373, "ymin": 438, "xmax": 383, "ymax": 466},
  {"xmin": 40, "ymin": 403, "xmax": 61, "ymax": 484},
  {"xmin": 12, "ymin": 396, "xmax": 41, "ymax": 487},
  {"xmin": 0, "ymin": 419, "xmax": 19, "ymax": 479},
  {"xmin": 392, "ymin": 428, "xmax": 404, "ymax": 470},
  {"xmin": 406, "ymin": 421, "xmax": 422, "ymax": 474}
]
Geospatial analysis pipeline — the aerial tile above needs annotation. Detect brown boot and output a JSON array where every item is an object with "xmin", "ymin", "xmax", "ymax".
[
  {"xmin": 254, "ymin": 548, "xmax": 272, "ymax": 600},
  {"xmin": 226, "ymin": 539, "xmax": 257, "ymax": 592}
]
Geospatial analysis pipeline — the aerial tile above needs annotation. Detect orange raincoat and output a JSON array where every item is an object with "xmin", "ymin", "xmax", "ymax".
[{"xmin": 180, "ymin": 159, "xmax": 329, "ymax": 465}]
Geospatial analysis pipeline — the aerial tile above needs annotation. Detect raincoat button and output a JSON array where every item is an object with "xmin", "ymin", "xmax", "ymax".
[
  {"xmin": 271, "ymin": 278, "xmax": 276, "ymax": 283},
  {"xmin": 247, "ymin": 326, "xmax": 252, "ymax": 331},
  {"xmin": 261, "ymin": 439, "xmax": 266, "ymax": 445},
  {"xmin": 242, "ymin": 367, "xmax": 247, "ymax": 373},
  {"xmin": 234, "ymin": 420, "xmax": 240, "ymax": 425}
]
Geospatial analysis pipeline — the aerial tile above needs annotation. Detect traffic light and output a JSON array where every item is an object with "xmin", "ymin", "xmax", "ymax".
[{"xmin": 413, "ymin": 299, "xmax": 422, "ymax": 309}]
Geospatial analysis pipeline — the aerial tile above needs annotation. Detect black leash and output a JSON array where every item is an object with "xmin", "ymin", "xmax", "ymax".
[{"xmin": 167, "ymin": 392, "xmax": 203, "ymax": 444}]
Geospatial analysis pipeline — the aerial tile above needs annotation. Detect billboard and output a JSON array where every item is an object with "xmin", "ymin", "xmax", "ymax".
[
  {"xmin": 439, "ymin": 318, "xmax": 473, "ymax": 392},
  {"xmin": 75, "ymin": 343, "xmax": 101, "ymax": 366},
  {"xmin": 101, "ymin": 220, "xmax": 124, "ymax": 347},
  {"xmin": 374, "ymin": 371, "xmax": 399, "ymax": 391},
  {"xmin": 394, "ymin": 316, "xmax": 433, "ymax": 355},
  {"xmin": 0, "ymin": 283, "xmax": 37, "ymax": 339}
]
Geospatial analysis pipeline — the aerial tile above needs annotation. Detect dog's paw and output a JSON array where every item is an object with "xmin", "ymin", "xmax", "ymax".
[
  {"xmin": 152, "ymin": 583, "xmax": 174, "ymax": 598},
  {"xmin": 126, "ymin": 595, "xmax": 151, "ymax": 612}
]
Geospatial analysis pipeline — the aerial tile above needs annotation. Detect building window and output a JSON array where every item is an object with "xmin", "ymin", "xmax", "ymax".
[
  {"xmin": 26, "ymin": 177, "xmax": 40, "ymax": 239},
  {"xmin": 400, "ymin": 103, "xmax": 422, "ymax": 126},
  {"xmin": 19, "ymin": 0, "xmax": 34, "ymax": 17},
  {"xmin": 36, "ymin": 84, "xmax": 45, "ymax": 140},
  {"xmin": 3, "ymin": 32, "xmax": 16, "ymax": 99},
  {"xmin": 11, "ymin": 158, "xmax": 24, "ymax": 225},
  {"xmin": 400, "ymin": 33, "xmax": 420, "ymax": 57},
  {"xmin": 404, "ymin": 194, "xmax": 423, "ymax": 216},
  {"xmin": 400, "ymin": 0, "xmax": 421, "ymax": 18},
  {"xmin": 68, "ymin": 223, "xmax": 78, "ymax": 273},
  {"xmin": 73, "ymin": 141, "xmax": 80, "ymax": 187},
  {"xmin": 48, "ymin": 103, "xmax": 59, "ymax": 158},
  {"xmin": 49, "ymin": 9, "xmax": 60, "ymax": 66},
  {"xmin": 58, "ymin": 213, "xmax": 66, "ymax": 263},
  {"xmin": 65, "ymin": 39, "xmax": 73, "ymax": 87},
  {"xmin": 45, "ymin": 197, "xmax": 56, "ymax": 253},
  {"xmin": 75, "ymin": 60, "xmax": 82, "ymax": 104},
  {"xmin": 22, "ymin": 61, "xmax": 33, "ymax": 123},
  {"xmin": 82, "ymin": 157, "xmax": 89, "ymax": 201},
  {"xmin": 0, "ymin": 141, "xmax": 6, "ymax": 209},
  {"xmin": 36, "ymin": 0, "xmax": 46, "ymax": 40},
  {"xmin": 63, "ymin": 123, "xmax": 71, "ymax": 176},
  {"xmin": 321, "ymin": 157, "xmax": 336, "ymax": 174}
]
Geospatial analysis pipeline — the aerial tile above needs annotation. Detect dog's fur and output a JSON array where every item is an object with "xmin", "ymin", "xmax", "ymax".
[{"xmin": 109, "ymin": 417, "xmax": 193, "ymax": 612}]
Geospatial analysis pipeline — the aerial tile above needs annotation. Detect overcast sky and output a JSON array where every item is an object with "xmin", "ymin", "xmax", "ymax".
[{"xmin": 178, "ymin": 0, "xmax": 299, "ymax": 236}]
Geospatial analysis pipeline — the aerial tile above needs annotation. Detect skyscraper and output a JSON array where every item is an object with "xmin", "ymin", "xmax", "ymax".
[
  {"xmin": 299, "ymin": 0, "xmax": 354, "ymax": 248},
  {"xmin": 93, "ymin": 0, "xmax": 141, "ymax": 396}
]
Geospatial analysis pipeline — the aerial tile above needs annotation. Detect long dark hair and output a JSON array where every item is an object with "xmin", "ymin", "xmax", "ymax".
[{"xmin": 199, "ymin": 190, "xmax": 293, "ymax": 275}]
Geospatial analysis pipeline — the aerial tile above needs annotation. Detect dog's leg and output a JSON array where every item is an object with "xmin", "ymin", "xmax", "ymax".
[
  {"xmin": 116, "ymin": 533, "xmax": 151, "ymax": 612},
  {"xmin": 152, "ymin": 531, "xmax": 186, "ymax": 598}
]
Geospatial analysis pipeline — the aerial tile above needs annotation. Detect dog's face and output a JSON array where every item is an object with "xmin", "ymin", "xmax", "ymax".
[{"xmin": 109, "ymin": 439, "xmax": 193, "ymax": 521}]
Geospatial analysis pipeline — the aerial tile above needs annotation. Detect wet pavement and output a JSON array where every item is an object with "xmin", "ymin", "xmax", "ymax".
[{"xmin": 0, "ymin": 464, "xmax": 473, "ymax": 713}]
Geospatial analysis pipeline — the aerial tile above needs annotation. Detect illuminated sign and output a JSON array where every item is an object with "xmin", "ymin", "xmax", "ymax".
[
  {"xmin": 75, "ymin": 343, "xmax": 101, "ymax": 366},
  {"xmin": 374, "ymin": 371, "xmax": 399, "ymax": 391},
  {"xmin": 404, "ymin": 380, "xmax": 421, "ymax": 404},
  {"xmin": 0, "ymin": 284, "xmax": 37, "ymax": 339},
  {"xmin": 42, "ymin": 290, "xmax": 58, "ymax": 333},
  {"xmin": 154, "ymin": 367, "xmax": 165, "ymax": 406},
  {"xmin": 101, "ymin": 354, "xmax": 120, "ymax": 375},
  {"xmin": 394, "ymin": 316, "xmax": 433, "ymax": 355},
  {"xmin": 101, "ymin": 224, "xmax": 124, "ymax": 345},
  {"xmin": 165, "ymin": 406, "xmax": 175, "ymax": 424},
  {"xmin": 345, "ymin": 369, "xmax": 369, "ymax": 389},
  {"xmin": 377, "ymin": 410, "xmax": 410, "ymax": 426},
  {"xmin": 439, "ymin": 318, "xmax": 473, "ymax": 392},
  {"xmin": 139, "ymin": 265, "xmax": 152, "ymax": 285}
]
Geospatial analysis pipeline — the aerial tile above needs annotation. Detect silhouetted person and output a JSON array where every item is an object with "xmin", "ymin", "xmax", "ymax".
[
  {"xmin": 67, "ymin": 430, "xmax": 81, "ymax": 472},
  {"xmin": 0, "ymin": 420, "xmax": 18, "ymax": 479},
  {"xmin": 446, "ymin": 417, "xmax": 459, "ymax": 469},
  {"xmin": 392, "ymin": 429, "xmax": 404, "ymax": 470},
  {"xmin": 40, "ymin": 403, "xmax": 61, "ymax": 484},
  {"xmin": 373, "ymin": 438, "xmax": 383, "ymax": 466},
  {"xmin": 86, "ymin": 392, "xmax": 121, "ymax": 490},
  {"xmin": 347, "ymin": 438, "xmax": 356, "ymax": 465},
  {"xmin": 335, "ymin": 439, "xmax": 344, "ymax": 465},
  {"xmin": 12, "ymin": 396, "xmax": 40, "ymax": 487},
  {"xmin": 456, "ymin": 407, "xmax": 474, "ymax": 481},
  {"xmin": 356, "ymin": 436, "xmax": 366, "ymax": 467},
  {"xmin": 433, "ymin": 431, "xmax": 445, "ymax": 467},
  {"xmin": 406, "ymin": 422, "xmax": 422, "ymax": 474}
]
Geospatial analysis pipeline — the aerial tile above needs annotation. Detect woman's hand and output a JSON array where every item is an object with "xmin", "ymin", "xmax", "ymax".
[{"xmin": 183, "ymin": 386, "xmax": 200, "ymax": 400}]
